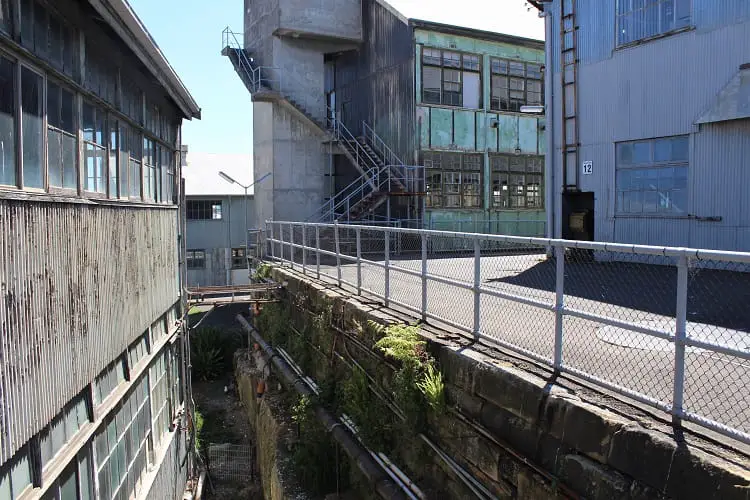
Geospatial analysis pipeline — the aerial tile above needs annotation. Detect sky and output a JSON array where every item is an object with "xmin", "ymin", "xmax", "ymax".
[{"xmin": 127, "ymin": 0, "xmax": 543, "ymax": 190}]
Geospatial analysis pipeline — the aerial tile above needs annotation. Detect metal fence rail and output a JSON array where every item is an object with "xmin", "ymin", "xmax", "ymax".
[{"xmin": 264, "ymin": 221, "xmax": 750, "ymax": 445}]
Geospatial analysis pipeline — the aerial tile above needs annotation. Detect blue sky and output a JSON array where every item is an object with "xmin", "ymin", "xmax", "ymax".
[{"xmin": 128, "ymin": 0, "xmax": 543, "ymax": 158}]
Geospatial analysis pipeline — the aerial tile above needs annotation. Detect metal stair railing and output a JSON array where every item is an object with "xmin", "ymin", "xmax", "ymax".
[{"xmin": 361, "ymin": 121, "xmax": 414, "ymax": 191}]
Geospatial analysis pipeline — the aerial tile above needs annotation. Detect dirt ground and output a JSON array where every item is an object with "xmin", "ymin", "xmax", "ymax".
[{"xmin": 193, "ymin": 378, "xmax": 263, "ymax": 500}]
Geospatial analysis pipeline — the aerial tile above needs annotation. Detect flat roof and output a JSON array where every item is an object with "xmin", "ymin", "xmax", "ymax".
[
  {"xmin": 87, "ymin": 0, "xmax": 201, "ymax": 119},
  {"xmin": 409, "ymin": 18, "xmax": 544, "ymax": 49}
]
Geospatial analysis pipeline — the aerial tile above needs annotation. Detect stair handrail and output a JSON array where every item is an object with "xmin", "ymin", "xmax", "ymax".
[
  {"xmin": 327, "ymin": 108, "xmax": 383, "ymax": 178},
  {"xmin": 362, "ymin": 121, "xmax": 406, "ymax": 172},
  {"xmin": 311, "ymin": 165, "xmax": 388, "ymax": 222}
]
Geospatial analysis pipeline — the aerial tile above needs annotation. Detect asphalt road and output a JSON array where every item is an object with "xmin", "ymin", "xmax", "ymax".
[{"xmin": 294, "ymin": 252, "xmax": 750, "ymax": 437}]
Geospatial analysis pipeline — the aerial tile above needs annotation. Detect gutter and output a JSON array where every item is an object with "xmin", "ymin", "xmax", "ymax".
[
  {"xmin": 86, "ymin": 0, "xmax": 201, "ymax": 119},
  {"xmin": 236, "ymin": 315, "xmax": 408, "ymax": 500}
]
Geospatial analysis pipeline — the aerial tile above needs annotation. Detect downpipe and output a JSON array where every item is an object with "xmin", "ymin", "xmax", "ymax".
[{"xmin": 236, "ymin": 314, "xmax": 408, "ymax": 500}]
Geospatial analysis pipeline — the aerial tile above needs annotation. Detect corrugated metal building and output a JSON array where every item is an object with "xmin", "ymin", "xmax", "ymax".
[
  {"xmin": 229, "ymin": 0, "xmax": 546, "ymax": 235},
  {"xmin": 542, "ymin": 0, "xmax": 750, "ymax": 250},
  {"xmin": 0, "ymin": 0, "xmax": 200, "ymax": 498}
]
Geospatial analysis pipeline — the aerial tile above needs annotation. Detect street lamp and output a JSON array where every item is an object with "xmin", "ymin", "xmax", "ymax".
[{"xmin": 217, "ymin": 171, "xmax": 272, "ymax": 277}]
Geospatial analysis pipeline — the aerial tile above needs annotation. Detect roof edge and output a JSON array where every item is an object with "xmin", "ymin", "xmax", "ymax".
[
  {"xmin": 88, "ymin": 0, "xmax": 201, "ymax": 120},
  {"xmin": 409, "ymin": 18, "xmax": 544, "ymax": 48}
]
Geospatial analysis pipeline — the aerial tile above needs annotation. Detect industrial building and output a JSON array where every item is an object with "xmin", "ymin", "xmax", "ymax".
[
  {"xmin": 224, "ymin": 0, "xmax": 546, "ymax": 235},
  {"xmin": 538, "ymin": 0, "xmax": 750, "ymax": 250},
  {"xmin": 0, "ymin": 0, "xmax": 200, "ymax": 499},
  {"xmin": 183, "ymin": 152, "xmax": 256, "ymax": 287}
]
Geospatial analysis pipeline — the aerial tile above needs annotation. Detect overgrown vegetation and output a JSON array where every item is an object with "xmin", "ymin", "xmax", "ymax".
[{"xmin": 190, "ymin": 327, "xmax": 245, "ymax": 381}]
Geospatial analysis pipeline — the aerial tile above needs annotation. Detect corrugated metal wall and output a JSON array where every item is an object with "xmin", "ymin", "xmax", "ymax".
[
  {"xmin": 0, "ymin": 201, "xmax": 179, "ymax": 463},
  {"xmin": 145, "ymin": 429, "xmax": 188, "ymax": 500},
  {"xmin": 547, "ymin": 0, "xmax": 750, "ymax": 250},
  {"xmin": 334, "ymin": 0, "xmax": 415, "ymax": 163}
]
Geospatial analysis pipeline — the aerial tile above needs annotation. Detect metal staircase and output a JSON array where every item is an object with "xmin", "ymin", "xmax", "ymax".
[{"xmin": 222, "ymin": 27, "xmax": 424, "ymax": 223}]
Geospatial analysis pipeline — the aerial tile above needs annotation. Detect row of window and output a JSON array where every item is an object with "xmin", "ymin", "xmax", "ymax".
[
  {"xmin": 421, "ymin": 48, "xmax": 543, "ymax": 112},
  {"xmin": 0, "ymin": 304, "xmax": 183, "ymax": 500},
  {"xmin": 0, "ymin": 54, "xmax": 177, "ymax": 201},
  {"xmin": 186, "ymin": 199, "xmax": 223, "ymax": 220},
  {"xmin": 423, "ymin": 151, "xmax": 544, "ymax": 209},
  {"xmin": 617, "ymin": 0, "xmax": 691, "ymax": 46},
  {"xmin": 186, "ymin": 248, "xmax": 247, "ymax": 270}
]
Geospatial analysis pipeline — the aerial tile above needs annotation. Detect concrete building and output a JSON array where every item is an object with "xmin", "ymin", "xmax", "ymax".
[
  {"xmin": 538, "ymin": 0, "xmax": 750, "ymax": 250},
  {"xmin": 224, "ymin": 0, "xmax": 545, "ymax": 235},
  {"xmin": 0, "ymin": 0, "xmax": 200, "ymax": 499},
  {"xmin": 183, "ymin": 151, "xmax": 256, "ymax": 287}
]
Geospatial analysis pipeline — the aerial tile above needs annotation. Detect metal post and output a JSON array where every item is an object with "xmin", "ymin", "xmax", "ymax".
[
  {"xmin": 279, "ymin": 223, "xmax": 285, "ymax": 265},
  {"xmin": 302, "ymin": 225, "xmax": 307, "ymax": 275},
  {"xmin": 473, "ymin": 238, "xmax": 481, "ymax": 337},
  {"xmin": 421, "ymin": 233, "xmax": 427, "ymax": 322},
  {"xmin": 673, "ymin": 255, "xmax": 690, "ymax": 423},
  {"xmin": 315, "ymin": 225, "xmax": 321, "ymax": 279},
  {"xmin": 334, "ymin": 222, "xmax": 342, "ymax": 286},
  {"xmin": 268, "ymin": 221, "xmax": 274, "ymax": 261},
  {"xmin": 554, "ymin": 245, "xmax": 565, "ymax": 370},
  {"xmin": 244, "ymin": 186, "xmax": 249, "ymax": 275},
  {"xmin": 289, "ymin": 222, "xmax": 294, "ymax": 270},
  {"xmin": 356, "ymin": 227, "xmax": 362, "ymax": 295},
  {"xmin": 384, "ymin": 229, "xmax": 390, "ymax": 306}
]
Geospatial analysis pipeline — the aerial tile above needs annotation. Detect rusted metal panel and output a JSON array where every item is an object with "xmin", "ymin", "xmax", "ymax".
[{"xmin": 0, "ymin": 200, "xmax": 179, "ymax": 464}]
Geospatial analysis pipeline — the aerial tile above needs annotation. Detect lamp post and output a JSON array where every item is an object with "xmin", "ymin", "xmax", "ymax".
[{"xmin": 218, "ymin": 171, "xmax": 272, "ymax": 276}]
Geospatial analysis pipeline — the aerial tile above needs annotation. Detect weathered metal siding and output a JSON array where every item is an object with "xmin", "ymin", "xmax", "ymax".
[
  {"xmin": 547, "ymin": 0, "xmax": 750, "ymax": 250},
  {"xmin": 0, "ymin": 201, "xmax": 179, "ymax": 463},
  {"xmin": 334, "ymin": 0, "xmax": 415, "ymax": 163},
  {"xmin": 144, "ymin": 429, "xmax": 188, "ymax": 500}
]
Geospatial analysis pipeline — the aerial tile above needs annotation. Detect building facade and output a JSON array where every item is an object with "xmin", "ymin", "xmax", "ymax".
[
  {"xmin": 228, "ymin": 0, "xmax": 545, "ymax": 235},
  {"xmin": 542, "ymin": 0, "xmax": 750, "ymax": 250},
  {"xmin": 0, "ymin": 0, "xmax": 200, "ymax": 499},
  {"xmin": 185, "ymin": 195, "xmax": 255, "ymax": 287}
]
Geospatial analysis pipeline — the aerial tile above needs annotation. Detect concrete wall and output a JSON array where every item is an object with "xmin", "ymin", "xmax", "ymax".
[
  {"xmin": 186, "ymin": 195, "xmax": 255, "ymax": 287},
  {"xmin": 278, "ymin": 0, "xmax": 362, "ymax": 42},
  {"xmin": 414, "ymin": 28, "xmax": 546, "ymax": 236},
  {"xmin": 546, "ymin": 1, "xmax": 750, "ymax": 250}
]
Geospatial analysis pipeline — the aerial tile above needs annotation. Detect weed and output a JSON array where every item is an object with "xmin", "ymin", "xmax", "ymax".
[
  {"xmin": 417, "ymin": 363, "xmax": 445, "ymax": 413},
  {"xmin": 373, "ymin": 324, "xmax": 424, "ymax": 367}
]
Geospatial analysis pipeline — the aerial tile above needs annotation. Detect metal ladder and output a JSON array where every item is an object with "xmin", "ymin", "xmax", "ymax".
[{"xmin": 560, "ymin": 0, "xmax": 579, "ymax": 191}]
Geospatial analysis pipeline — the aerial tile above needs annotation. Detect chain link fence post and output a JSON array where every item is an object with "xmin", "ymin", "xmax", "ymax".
[
  {"xmin": 421, "ymin": 232, "xmax": 427, "ymax": 322},
  {"xmin": 335, "ymin": 222, "xmax": 342, "ymax": 286},
  {"xmin": 384, "ymin": 228, "xmax": 390, "ymax": 307},
  {"xmin": 278, "ymin": 223, "xmax": 285, "ymax": 265},
  {"xmin": 267, "ymin": 221, "xmax": 274, "ymax": 261},
  {"xmin": 356, "ymin": 227, "xmax": 362, "ymax": 295},
  {"xmin": 473, "ymin": 238, "xmax": 481, "ymax": 338},
  {"xmin": 673, "ymin": 254, "xmax": 690, "ymax": 423},
  {"xmin": 315, "ymin": 225, "xmax": 321, "ymax": 279},
  {"xmin": 554, "ymin": 245, "xmax": 565, "ymax": 370},
  {"xmin": 302, "ymin": 224, "xmax": 307, "ymax": 275},
  {"xmin": 289, "ymin": 222, "xmax": 294, "ymax": 270}
]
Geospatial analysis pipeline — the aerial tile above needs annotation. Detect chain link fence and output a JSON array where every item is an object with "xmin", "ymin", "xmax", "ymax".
[
  {"xmin": 264, "ymin": 221, "xmax": 750, "ymax": 445},
  {"xmin": 207, "ymin": 443, "xmax": 254, "ymax": 483}
]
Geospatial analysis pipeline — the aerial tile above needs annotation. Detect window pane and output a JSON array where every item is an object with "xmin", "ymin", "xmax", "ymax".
[
  {"xmin": 443, "ymin": 51, "xmax": 460, "ymax": 68},
  {"xmin": 632, "ymin": 141, "xmax": 650, "ymax": 164},
  {"xmin": 109, "ymin": 119, "xmax": 118, "ymax": 197},
  {"xmin": 48, "ymin": 130, "xmax": 61, "ymax": 187},
  {"xmin": 653, "ymin": 138, "xmax": 672, "ymax": 162},
  {"xmin": 422, "ymin": 48, "xmax": 441, "ymax": 66},
  {"xmin": 462, "ymin": 71, "xmax": 481, "ymax": 109},
  {"xmin": 10, "ymin": 454, "xmax": 31, "ymax": 498},
  {"xmin": 0, "ymin": 56, "xmax": 15, "ymax": 186},
  {"xmin": 59, "ymin": 465, "xmax": 78, "ymax": 500},
  {"xmin": 83, "ymin": 102, "xmax": 95, "ymax": 142},
  {"xmin": 21, "ymin": 67, "xmax": 43, "ymax": 188},
  {"xmin": 62, "ymin": 133, "xmax": 77, "ymax": 189},
  {"xmin": 671, "ymin": 136, "xmax": 689, "ymax": 161},
  {"xmin": 60, "ymin": 87, "xmax": 75, "ymax": 133},
  {"xmin": 509, "ymin": 61, "xmax": 525, "ymax": 76}
]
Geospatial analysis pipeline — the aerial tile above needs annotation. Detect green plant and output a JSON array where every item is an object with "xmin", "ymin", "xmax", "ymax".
[
  {"xmin": 191, "ymin": 329, "xmax": 224, "ymax": 381},
  {"xmin": 194, "ymin": 409, "xmax": 205, "ymax": 454},
  {"xmin": 373, "ymin": 324, "xmax": 424, "ymax": 366},
  {"xmin": 255, "ymin": 263, "xmax": 273, "ymax": 280},
  {"xmin": 417, "ymin": 363, "xmax": 445, "ymax": 413}
]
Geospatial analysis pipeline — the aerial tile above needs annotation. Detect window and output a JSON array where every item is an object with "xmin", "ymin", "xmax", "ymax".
[
  {"xmin": 490, "ymin": 155, "xmax": 544, "ymax": 209},
  {"xmin": 145, "ymin": 101, "xmax": 160, "ymax": 137},
  {"xmin": 83, "ymin": 102, "xmax": 108, "ymax": 194},
  {"xmin": 39, "ymin": 449, "xmax": 93, "ymax": 500},
  {"xmin": 0, "ymin": 0, "xmax": 11, "ymax": 33},
  {"xmin": 143, "ymin": 137, "xmax": 158, "ymax": 202},
  {"xmin": 616, "ymin": 136, "xmax": 688, "ymax": 215},
  {"xmin": 617, "ymin": 0, "xmax": 691, "ymax": 46},
  {"xmin": 0, "ymin": 449, "xmax": 32, "ymax": 500},
  {"xmin": 231, "ymin": 248, "xmax": 247, "ymax": 269},
  {"xmin": 490, "ymin": 58, "xmax": 543, "ymax": 112},
  {"xmin": 20, "ymin": 1, "xmax": 75, "ymax": 76},
  {"xmin": 47, "ymin": 81, "xmax": 77, "ymax": 190},
  {"xmin": 422, "ymin": 151, "xmax": 482, "ymax": 208},
  {"xmin": 0, "ymin": 56, "xmax": 15, "ymax": 186},
  {"xmin": 186, "ymin": 250, "xmax": 205, "ymax": 269},
  {"xmin": 39, "ymin": 392, "xmax": 89, "ymax": 469},
  {"xmin": 187, "ymin": 200, "xmax": 222, "ymax": 220},
  {"xmin": 84, "ymin": 41, "xmax": 118, "ymax": 106},
  {"xmin": 120, "ymin": 124, "xmax": 142, "ymax": 199},
  {"xmin": 128, "ymin": 334, "xmax": 150, "ymax": 370},
  {"xmin": 422, "ymin": 48, "xmax": 482, "ymax": 108},
  {"xmin": 94, "ymin": 376, "xmax": 151, "ymax": 500},
  {"xmin": 151, "ymin": 314, "xmax": 167, "ymax": 345},
  {"xmin": 21, "ymin": 67, "xmax": 43, "ymax": 189},
  {"xmin": 121, "ymin": 77, "xmax": 143, "ymax": 124},
  {"xmin": 149, "ymin": 350, "xmax": 171, "ymax": 449},
  {"xmin": 94, "ymin": 358, "xmax": 126, "ymax": 406},
  {"xmin": 108, "ymin": 118, "xmax": 118, "ymax": 198},
  {"xmin": 161, "ymin": 147, "xmax": 175, "ymax": 204}
]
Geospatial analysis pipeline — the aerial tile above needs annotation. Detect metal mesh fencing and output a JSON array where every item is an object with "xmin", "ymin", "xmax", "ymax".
[
  {"xmin": 207, "ymin": 443, "xmax": 253, "ymax": 483},
  {"xmin": 263, "ymin": 221, "xmax": 750, "ymax": 445}
]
